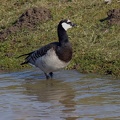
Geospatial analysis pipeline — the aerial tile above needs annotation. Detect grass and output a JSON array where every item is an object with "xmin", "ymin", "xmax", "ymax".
[{"xmin": 0, "ymin": 0, "xmax": 120, "ymax": 78}]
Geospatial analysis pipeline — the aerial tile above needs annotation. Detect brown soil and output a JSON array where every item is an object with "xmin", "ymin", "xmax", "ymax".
[
  {"xmin": 100, "ymin": 9, "xmax": 120, "ymax": 25},
  {"xmin": 0, "ymin": 7, "xmax": 52, "ymax": 41}
]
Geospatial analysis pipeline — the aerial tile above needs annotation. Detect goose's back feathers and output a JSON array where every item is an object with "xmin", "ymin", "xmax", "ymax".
[{"xmin": 20, "ymin": 42, "xmax": 58, "ymax": 65}]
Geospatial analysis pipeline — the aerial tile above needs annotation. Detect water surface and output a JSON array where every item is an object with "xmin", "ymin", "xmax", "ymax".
[{"xmin": 0, "ymin": 69, "xmax": 120, "ymax": 120}]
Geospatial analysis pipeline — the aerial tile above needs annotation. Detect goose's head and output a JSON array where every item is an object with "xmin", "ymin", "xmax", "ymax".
[{"xmin": 58, "ymin": 19, "xmax": 76, "ymax": 31}]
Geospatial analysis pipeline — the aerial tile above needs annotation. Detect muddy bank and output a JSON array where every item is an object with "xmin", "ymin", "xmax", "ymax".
[{"xmin": 0, "ymin": 7, "xmax": 52, "ymax": 41}]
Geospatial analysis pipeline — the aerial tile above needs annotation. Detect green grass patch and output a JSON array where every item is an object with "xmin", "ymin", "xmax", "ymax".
[{"xmin": 0, "ymin": 0, "xmax": 120, "ymax": 78}]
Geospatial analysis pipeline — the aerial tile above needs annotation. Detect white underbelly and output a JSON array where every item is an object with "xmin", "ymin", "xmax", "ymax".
[{"xmin": 35, "ymin": 48, "xmax": 69, "ymax": 73}]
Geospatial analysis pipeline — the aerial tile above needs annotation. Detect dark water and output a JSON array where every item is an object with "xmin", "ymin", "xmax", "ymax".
[{"xmin": 0, "ymin": 69, "xmax": 120, "ymax": 120}]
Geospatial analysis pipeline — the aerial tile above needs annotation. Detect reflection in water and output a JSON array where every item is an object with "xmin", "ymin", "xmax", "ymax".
[
  {"xmin": 23, "ymin": 79, "xmax": 78, "ymax": 119},
  {"xmin": 0, "ymin": 69, "xmax": 120, "ymax": 120},
  {"xmin": 22, "ymin": 79, "xmax": 75, "ymax": 107}
]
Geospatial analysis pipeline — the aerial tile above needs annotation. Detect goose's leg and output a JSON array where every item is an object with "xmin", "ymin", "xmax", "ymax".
[
  {"xmin": 44, "ymin": 73, "xmax": 50, "ymax": 79},
  {"xmin": 49, "ymin": 72, "xmax": 53, "ymax": 78}
]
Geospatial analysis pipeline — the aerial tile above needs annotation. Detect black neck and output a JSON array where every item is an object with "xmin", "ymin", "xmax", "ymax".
[{"xmin": 57, "ymin": 25, "xmax": 69, "ymax": 44}]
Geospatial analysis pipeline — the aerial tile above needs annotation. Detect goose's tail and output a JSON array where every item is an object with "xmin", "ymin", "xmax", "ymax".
[
  {"xmin": 17, "ymin": 51, "xmax": 34, "ymax": 58},
  {"xmin": 17, "ymin": 51, "xmax": 34, "ymax": 65}
]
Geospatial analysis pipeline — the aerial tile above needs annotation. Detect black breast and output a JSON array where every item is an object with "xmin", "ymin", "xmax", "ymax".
[{"xmin": 56, "ymin": 43, "xmax": 72, "ymax": 62}]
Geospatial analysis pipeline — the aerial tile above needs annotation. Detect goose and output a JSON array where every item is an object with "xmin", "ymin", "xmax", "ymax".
[{"xmin": 18, "ymin": 19, "xmax": 76, "ymax": 79}]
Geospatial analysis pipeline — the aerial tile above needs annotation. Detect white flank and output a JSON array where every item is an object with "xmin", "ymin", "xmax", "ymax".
[
  {"xmin": 29, "ymin": 63, "xmax": 36, "ymax": 67},
  {"xmin": 62, "ymin": 22, "xmax": 72, "ymax": 31},
  {"xmin": 35, "ymin": 48, "xmax": 69, "ymax": 73}
]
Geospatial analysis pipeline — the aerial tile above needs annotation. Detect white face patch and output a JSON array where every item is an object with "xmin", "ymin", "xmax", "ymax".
[
  {"xmin": 62, "ymin": 22, "xmax": 72, "ymax": 31},
  {"xmin": 67, "ymin": 19, "xmax": 71, "ymax": 22}
]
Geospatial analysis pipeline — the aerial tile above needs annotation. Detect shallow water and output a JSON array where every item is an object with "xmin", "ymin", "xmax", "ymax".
[{"xmin": 0, "ymin": 69, "xmax": 120, "ymax": 120}]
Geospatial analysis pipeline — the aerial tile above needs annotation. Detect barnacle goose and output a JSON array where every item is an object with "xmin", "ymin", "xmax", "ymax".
[{"xmin": 18, "ymin": 19, "xmax": 76, "ymax": 79}]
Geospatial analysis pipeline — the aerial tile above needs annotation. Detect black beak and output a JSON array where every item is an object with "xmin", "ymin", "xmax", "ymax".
[{"xmin": 71, "ymin": 22, "xmax": 77, "ymax": 27}]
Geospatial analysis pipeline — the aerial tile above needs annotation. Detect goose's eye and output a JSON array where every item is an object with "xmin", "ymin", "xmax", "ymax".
[
  {"xmin": 67, "ymin": 22, "xmax": 71, "ymax": 23},
  {"xmin": 67, "ymin": 22, "xmax": 71, "ymax": 24}
]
